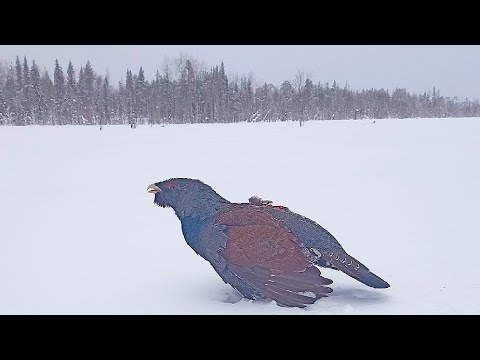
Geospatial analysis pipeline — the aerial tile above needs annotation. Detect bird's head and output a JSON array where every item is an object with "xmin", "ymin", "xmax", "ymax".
[{"xmin": 147, "ymin": 178, "xmax": 229, "ymax": 218}]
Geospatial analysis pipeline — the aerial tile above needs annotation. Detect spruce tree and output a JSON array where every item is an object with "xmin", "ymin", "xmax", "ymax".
[
  {"xmin": 82, "ymin": 61, "xmax": 95, "ymax": 124},
  {"xmin": 40, "ymin": 70, "xmax": 54, "ymax": 125},
  {"xmin": 13, "ymin": 57, "xmax": 25, "ymax": 125},
  {"xmin": 125, "ymin": 69, "xmax": 135, "ymax": 127},
  {"xmin": 53, "ymin": 59, "xmax": 66, "ymax": 125},
  {"xmin": 22, "ymin": 57, "xmax": 31, "ymax": 124},
  {"xmin": 135, "ymin": 67, "xmax": 146, "ymax": 123},
  {"xmin": 77, "ymin": 67, "xmax": 85, "ymax": 124},
  {"xmin": 102, "ymin": 76, "xmax": 110, "ymax": 126},
  {"xmin": 66, "ymin": 61, "xmax": 76, "ymax": 124},
  {"xmin": 30, "ymin": 60, "xmax": 41, "ymax": 124},
  {"xmin": 15, "ymin": 56, "xmax": 23, "ymax": 91},
  {"xmin": 3, "ymin": 66, "xmax": 16, "ymax": 125}
]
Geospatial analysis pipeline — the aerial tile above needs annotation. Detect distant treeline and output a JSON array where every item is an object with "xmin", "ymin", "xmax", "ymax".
[{"xmin": 0, "ymin": 55, "xmax": 479, "ymax": 126}]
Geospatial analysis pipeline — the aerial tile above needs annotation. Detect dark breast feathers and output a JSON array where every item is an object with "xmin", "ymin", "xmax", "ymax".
[{"xmin": 216, "ymin": 206, "xmax": 333, "ymax": 308}]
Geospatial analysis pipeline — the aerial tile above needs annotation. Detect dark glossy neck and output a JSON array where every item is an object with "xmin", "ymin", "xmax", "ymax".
[{"xmin": 173, "ymin": 195, "xmax": 230, "ymax": 220}]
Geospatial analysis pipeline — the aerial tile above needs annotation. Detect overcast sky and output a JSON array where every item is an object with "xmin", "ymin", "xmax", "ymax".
[{"xmin": 1, "ymin": 45, "xmax": 479, "ymax": 100}]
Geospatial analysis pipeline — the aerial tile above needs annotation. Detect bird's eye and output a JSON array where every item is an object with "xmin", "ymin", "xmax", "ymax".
[{"xmin": 165, "ymin": 183, "xmax": 181, "ymax": 190}]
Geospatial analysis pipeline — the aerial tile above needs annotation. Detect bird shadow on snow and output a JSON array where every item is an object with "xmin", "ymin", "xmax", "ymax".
[
  {"xmin": 327, "ymin": 287, "xmax": 389, "ymax": 305},
  {"xmin": 215, "ymin": 288, "xmax": 247, "ymax": 304},
  {"xmin": 310, "ymin": 287, "xmax": 390, "ymax": 314},
  {"xmin": 214, "ymin": 285, "xmax": 389, "ymax": 310},
  {"xmin": 211, "ymin": 286, "xmax": 273, "ymax": 306}
]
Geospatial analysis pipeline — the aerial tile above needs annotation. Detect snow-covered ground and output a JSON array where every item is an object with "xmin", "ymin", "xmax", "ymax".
[{"xmin": 1, "ymin": 118, "xmax": 479, "ymax": 314}]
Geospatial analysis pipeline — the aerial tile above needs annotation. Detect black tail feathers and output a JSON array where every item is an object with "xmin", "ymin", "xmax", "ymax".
[{"xmin": 355, "ymin": 269, "xmax": 390, "ymax": 289}]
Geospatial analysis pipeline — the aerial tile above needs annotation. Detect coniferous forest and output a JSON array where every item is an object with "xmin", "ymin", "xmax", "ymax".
[{"xmin": 1, "ymin": 55, "xmax": 479, "ymax": 127}]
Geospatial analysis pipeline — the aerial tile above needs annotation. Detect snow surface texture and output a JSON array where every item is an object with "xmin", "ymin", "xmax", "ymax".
[{"xmin": 1, "ymin": 118, "xmax": 479, "ymax": 314}]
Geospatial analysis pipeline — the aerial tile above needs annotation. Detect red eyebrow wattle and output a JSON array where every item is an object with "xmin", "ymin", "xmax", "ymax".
[{"xmin": 165, "ymin": 183, "xmax": 181, "ymax": 189}]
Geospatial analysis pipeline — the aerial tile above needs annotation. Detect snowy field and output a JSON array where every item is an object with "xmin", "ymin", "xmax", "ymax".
[{"xmin": 1, "ymin": 118, "xmax": 479, "ymax": 314}]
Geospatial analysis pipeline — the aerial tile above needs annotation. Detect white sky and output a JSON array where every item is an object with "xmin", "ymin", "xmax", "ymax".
[{"xmin": 1, "ymin": 45, "xmax": 479, "ymax": 100}]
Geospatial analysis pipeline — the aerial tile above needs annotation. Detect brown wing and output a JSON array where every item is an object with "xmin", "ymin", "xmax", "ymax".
[{"xmin": 218, "ymin": 206, "xmax": 333, "ymax": 308}]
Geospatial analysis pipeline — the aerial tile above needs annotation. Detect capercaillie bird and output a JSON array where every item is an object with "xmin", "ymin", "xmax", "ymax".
[{"xmin": 148, "ymin": 178, "xmax": 389, "ymax": 308}]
